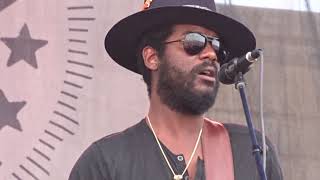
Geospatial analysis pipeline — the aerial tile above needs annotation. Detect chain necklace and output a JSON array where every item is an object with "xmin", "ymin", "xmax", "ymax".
[{"xmin": 146, "ymin": 116, "xmax": 203, "ymax": 180}]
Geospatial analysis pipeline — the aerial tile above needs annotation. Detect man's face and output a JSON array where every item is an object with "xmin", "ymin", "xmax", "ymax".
[{"xmin": 156, "ymin": 24, "xmax": 220, "ymax": 115}]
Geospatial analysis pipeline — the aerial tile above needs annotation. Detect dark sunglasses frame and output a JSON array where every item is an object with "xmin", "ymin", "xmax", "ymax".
[{"xmin": 164, "ymin": 32, "xmax": 229, "ymax": 63}]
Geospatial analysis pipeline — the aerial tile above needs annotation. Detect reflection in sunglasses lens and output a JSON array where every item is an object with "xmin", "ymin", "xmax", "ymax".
[
  {"xmin": 183, "ymin": 33, "xmax": 206, "ymax": 55},
  {"xmin": 211, "ymin": 39, "xmax": 220, "ymax": 52}
]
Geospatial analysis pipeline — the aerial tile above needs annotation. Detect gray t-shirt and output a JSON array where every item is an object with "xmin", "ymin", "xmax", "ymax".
[{"xmin": 69, "ymin": 119, "xmax": 283, "ymax": 180}]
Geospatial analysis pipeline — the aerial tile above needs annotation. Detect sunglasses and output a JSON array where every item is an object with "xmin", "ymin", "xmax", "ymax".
[{"xmin": 164, "ymin": 32, "xmax": 228, "ymax": 63}]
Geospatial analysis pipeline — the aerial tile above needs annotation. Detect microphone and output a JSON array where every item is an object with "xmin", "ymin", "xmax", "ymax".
[{"xmin": 218, "ymin": 49, "xmax": 262, "ymax": 84}]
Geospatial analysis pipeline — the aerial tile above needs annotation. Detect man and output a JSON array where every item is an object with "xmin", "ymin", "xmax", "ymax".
[{"xmin": 69, "ymin": 0, "xmax": 283, "ymax": 180}]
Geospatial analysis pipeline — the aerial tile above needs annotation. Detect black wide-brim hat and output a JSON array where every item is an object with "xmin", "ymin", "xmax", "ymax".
[{"xmin": 105, "ymin": 0, "xmax": 256, "ymax": 74}]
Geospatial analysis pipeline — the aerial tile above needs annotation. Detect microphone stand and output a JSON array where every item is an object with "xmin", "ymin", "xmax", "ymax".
[{"xmin": 235, "ymin": 72, "xmax": 267, "ymax": 180}]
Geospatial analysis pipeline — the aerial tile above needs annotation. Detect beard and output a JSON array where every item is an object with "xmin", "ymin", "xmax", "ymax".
[{"xmin": 156, "ymin": 56, "xmax": 220, "ymax": 116}]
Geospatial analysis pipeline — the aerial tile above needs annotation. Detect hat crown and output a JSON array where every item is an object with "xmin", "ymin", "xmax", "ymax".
[{"xmin": 148, "ymin": 0, "xmax": 216, "ymax": 11}]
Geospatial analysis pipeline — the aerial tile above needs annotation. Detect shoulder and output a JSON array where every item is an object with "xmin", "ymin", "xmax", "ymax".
[
  {"xmin": 222, "ymin": 123, "xmax": 283, "ymax": 180},
  {"xmin": 221, "ymin": 123, "xmax": 272, "ymax": 152},
  {"xmin": 222, "ymin": 123, "xmax": 272, "ymax": 148},
  {"xmin": 85, "ymin": 119, "xmax": 149, "ymax": 164},
  {"xmin": 68, "ymin": 120, "xmax": 146, "ymax": 180},
  {"xmin": 223, "ymin": 123, "xmax": 259, "ymax": 134},
  {"xmin": 94, "ymin": 120, "xmax": 145, "ymax": 151}
]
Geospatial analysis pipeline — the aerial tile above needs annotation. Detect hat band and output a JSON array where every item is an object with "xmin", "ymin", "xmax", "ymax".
[{"xmin": 183, "ymin": 5, "xmax": 211, "ymax": 11}]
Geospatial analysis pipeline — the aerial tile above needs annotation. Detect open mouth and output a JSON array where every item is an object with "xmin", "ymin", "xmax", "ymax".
[
  {"xmin": 197, "ymin": 68, "xmax": 216, "ymax": 83},
  {"xmin": 199, "ymin": 69, "xmax": 214, "ymax": 77}
]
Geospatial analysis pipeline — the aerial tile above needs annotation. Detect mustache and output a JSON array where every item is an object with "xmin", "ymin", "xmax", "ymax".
[{"xmin": 191, "ymin": 60, "xmax": 218, "ymax": 75}]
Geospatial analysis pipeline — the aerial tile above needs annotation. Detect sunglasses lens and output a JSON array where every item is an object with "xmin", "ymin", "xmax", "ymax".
[
  {"xmin": 210, "ymin": 38, "xmax": 225, "ymax": 63},
  {"xmin": 183, "ymin": 33, "xmax": 206, "ymax": 55},
  {"xmin": 211, "ymin": 38, "xmax": 220, "ymax": 52}
]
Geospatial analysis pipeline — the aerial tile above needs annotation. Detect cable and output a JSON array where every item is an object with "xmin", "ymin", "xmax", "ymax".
[{"xmin": 259, "ymin": 50, "xmax": 267, "ymax": 171}]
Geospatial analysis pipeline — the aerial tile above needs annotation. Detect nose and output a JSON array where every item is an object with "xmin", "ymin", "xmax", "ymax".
[{"xmin": 199, "ymin": 43, "xmax": 218, "ymax": 62}]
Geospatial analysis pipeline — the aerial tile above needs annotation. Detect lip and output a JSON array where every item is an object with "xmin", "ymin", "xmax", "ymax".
[
  {"xmin": 197, "ymin": 67, "xmax": 216, "ymax": 82},
  {"xmin": 197, "ymin": 74, "xmax": 216, "ymax": 82}
]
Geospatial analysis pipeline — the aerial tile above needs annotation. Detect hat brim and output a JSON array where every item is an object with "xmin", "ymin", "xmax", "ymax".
[{"xmin": 105, "ymin": 6, "xmax": 256, "ymax": 74}]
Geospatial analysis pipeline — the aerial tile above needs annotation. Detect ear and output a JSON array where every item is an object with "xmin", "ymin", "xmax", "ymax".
[{"xmin": 142, "ymin": 46, "xmax": 160, "ymax": 71}]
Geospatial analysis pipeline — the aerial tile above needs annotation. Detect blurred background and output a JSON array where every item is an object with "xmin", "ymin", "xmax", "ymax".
[{"xmin": 0, "ymin": 0, "xmax": 319, "ymax": 179}]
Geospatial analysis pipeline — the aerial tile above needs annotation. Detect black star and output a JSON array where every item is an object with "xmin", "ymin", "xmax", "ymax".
[
  {"xmin": 0, "ymin": 89, "xmax": 26, "ymax": 131},
  {"xmin": 0, "ymin": 0, "xmax": 16, "ymax": 12},
  {"xmin": 0, "ymin": 24, "xmax": 48, "ymax": 68}
]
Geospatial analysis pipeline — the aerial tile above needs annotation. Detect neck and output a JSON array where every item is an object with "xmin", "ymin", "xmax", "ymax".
[
  {"xmin": 147, "ymin": 91, "xmax": 205, "ymax": 178},
  {"xmin": 147, "ymin": 92, "xmax": 204, "ymax": 139}
]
